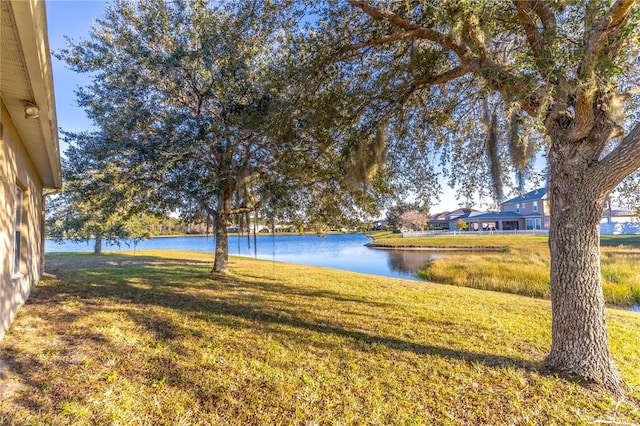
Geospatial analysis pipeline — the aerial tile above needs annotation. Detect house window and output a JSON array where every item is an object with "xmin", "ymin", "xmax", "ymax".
[
  {"xmin": 13, "ymin": 186, "xmax": 24, "ymax": 276},
  {"xmin": 516, "ymin": 203, "xmax": 520, "ymax": 213},
  {"xmin": 533, "ymin": 201, "xmax": 538, "ymax": 212},
  {"xmin": 526, "ymin": 218, "xmax": 542, "ymax": 230}
]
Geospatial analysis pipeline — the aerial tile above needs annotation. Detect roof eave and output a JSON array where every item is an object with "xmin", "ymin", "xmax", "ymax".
[{"xmin": 4, "ymin": 0, "xmax": 61, "ymax": 189}]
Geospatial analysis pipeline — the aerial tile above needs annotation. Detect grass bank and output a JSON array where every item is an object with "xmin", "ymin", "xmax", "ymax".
[
  {"xmin": 1, "ymin": 251, "xmax": 639, "ymax": 424},
  {"xmin": 369, "ymin": 232, "xmax": 640, "ymax": 307},
  {"xmin": 367, "ymin": 231, "xmax": 549, "ymax": 250}
]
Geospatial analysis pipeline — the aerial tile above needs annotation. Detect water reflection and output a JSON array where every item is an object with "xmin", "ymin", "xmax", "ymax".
[{"xmin": 385, "ymin": 250, "xmax": 443, "ymax": 275}]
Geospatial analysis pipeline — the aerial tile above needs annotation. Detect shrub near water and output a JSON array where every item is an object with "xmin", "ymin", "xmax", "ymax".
[
  {"xmin": 394, "ymin": 235, "xmax": 640, "ymax": 307},
  {"xmin": 367, "ymin": 232, "xmax": 549, "ymax": 249},
  {"xmin": 417, "ymin": 246, "xmax": 552, "ymax": 299},
  {"xmin": 600, "ymin": 250, "xmax": 640, "ymax": 306}
]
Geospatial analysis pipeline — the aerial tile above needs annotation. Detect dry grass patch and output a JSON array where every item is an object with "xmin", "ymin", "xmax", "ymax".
[
  {"xmin": 367, "ymin": 232, "xmax": 549, "ymax": 250},
  {"xmin": 0, "ymin": 251, "xmax": 638, "ymax": 425},
  {"xmin": 370, "ymin": 233, "xmax": 640, "ymax": 307}
]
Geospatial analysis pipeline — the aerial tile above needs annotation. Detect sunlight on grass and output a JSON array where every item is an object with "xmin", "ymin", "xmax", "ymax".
[
  {"xmin": 367, "ymin": 232, "xmax": 549, "ymax": 249},
  {"xmin": 600, "ymin": 251, "xmax": 640, "ymax": 306},
  {"xmin": 417, "ymin": 246, "xmax": 551, "ymax": 299},
  {"xmin": 0, "ymin": 251, "xmax": 638, "ymax": 425},
  {"xmin": 371, "ymin": 234, "xmax": 640, "ymax": 307}
]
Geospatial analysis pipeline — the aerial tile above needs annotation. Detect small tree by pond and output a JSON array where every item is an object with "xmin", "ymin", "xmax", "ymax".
[
  {"xmin": 46, "ymin": 134, "xmax": 145, "ymax": 254},
  {"xmin": 455, "ymin": 219, "xmax": 469, "ymax": 231},
  {"xmin": 399, "ymin": 210, "xmax": 428, "ymax": 231}
]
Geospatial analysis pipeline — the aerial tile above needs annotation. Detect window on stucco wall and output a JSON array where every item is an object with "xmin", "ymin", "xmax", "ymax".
[{"xmin": 13, "ymin": 186, "xmax": 24, "ymax": 276}]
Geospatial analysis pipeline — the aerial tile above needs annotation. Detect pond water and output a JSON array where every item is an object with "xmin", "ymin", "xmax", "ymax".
[
  {"xmin": 45, "ymin": 233, "xmax": 442, "ymax": 281},
  {"xmin": 45, "ymin": 234, "xmax": 640, "ymax": 311}
]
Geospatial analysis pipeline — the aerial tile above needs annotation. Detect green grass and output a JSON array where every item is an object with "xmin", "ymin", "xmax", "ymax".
[
  {"xmin": 417, "ymin": 246, "xmax": 552, "ymax": 299},
  {"xmin": 367, "ymin": 231, "xmax": 549, "ymax": 250},
  {"xmin": 1, "ymin": 251, "xmax": 639, "ymax": 425},
  {"xmin": 370, "ymin": 233, "xmax": 640, "ymax": 307}
]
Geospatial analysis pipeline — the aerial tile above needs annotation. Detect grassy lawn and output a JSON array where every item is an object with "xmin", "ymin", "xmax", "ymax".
[
  {"xmin": 368, "ymin": 232, "xmax": 640, "ymax": 307},
  {"xmin": 1, "ymin": 251, "xmax": 639, "ymax": 425},
  {"xmin": 367, "ymin": 231, "xmax": 549, "ymax": 249}
]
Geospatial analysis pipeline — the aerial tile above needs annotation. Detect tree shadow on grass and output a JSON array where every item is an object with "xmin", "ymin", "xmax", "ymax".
[
  {"xmin": 1, "ymin": 253, "xmax": 549, "ymax": 418},
  {"xmin": 46, "ymin": 253, "xmax": 405, "ymax": 309},
  {"xmin": 43, "ymin": 254, "xmax": 542, "ymax": 369}
]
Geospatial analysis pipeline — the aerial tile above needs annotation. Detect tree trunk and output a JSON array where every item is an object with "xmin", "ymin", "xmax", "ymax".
[
  {"xmin": 94, "ymin": 234, "xmax": 102, "ymax": 254},
  {"xmin": 212, "ymin": 194, "xmax": 230, "ymax": 273},
  {"xmin": 546, "ymin": 148, "xmax": 623, "ymax": 395}
]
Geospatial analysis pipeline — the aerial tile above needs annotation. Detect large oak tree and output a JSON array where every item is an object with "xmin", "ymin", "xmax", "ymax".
[
  {"xmin": 294, "ymin": 0, "xmax": 640, "ymax": 394},
  {"xmin": 59, "ymin": 0, "xmax": 402, "ymax": 271},
  {"xmin": 59, "ymin": 0, "xmax": 306, "ymax": 272}
]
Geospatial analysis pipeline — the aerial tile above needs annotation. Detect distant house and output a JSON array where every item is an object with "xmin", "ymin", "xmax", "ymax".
[
  {"xmin": 600, "ymin": 201, "xmax": 640, "ymax": 235},
  {"xmin": 480, "ymin": 188, "xmax": 551, "ymax": 231},
  {"xmin": 466, "ymin": 210, "xmax": 533, "ymax": 231},
  {"xmin": 427, "ymin": 188, "xmax": 640, "ymax": 234},
  {"xmin": 1, "ymin": 0, "xmax": 61, "ymax": 340},
  {"xmin": 429, "ymin": 189, "xmax": 551, "ymax": 232},
  {"xmin": 426, "ymin": 211, "xmax": 449, "ymax": 229},
  {"xmin": 427, "ymin": 208, "xmax": 483, "ymax": 231},
  {"xmin": 456, "ymin": 188, "xmax": 550, "ymax": 232},
  {"xmin": 601, "ymin": 201, "xmax": 637, "ymax": 224}
]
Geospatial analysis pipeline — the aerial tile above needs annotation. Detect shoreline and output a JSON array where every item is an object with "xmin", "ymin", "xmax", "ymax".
[{"xmin": 365, "ymin": 243, "xmax": 507, "ymax": 251}]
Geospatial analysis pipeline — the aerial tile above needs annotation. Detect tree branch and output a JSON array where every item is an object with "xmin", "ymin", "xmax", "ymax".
[
  {"xmin": 595, "ymin": 121, "xmax": 640, "ymax": 193},
  {"xmin": 229, "ymin": 202, "xmax": 261, "ymax": 215},
  {"xmin": 531, "ymin": 1, "xmax": 557, "ymax": 34},
  {"xmin": 579, "ymin": 0, "xmax": 635, "ymax": 81},
  {"xmin": 346, "ymin": 0, "xmax": 473, "ymax": 60},
  {"xmin": 417, "ymin": 65, "xmax": 473, "ymax": 87},
  {"xmin": 193, "ymin": 195, "xmax": 217, "ymax": 218},
  {"xmin": 346, "ymin": 1, "xmax": 540, "ymax": 115},
  {"xmin": 395, "ymin": 65, "xmax": 472, "ymax": 105},
  {"xmin": 340, "ymin": 29, "xmax": 426, "ymax": 52},
  {"xmin": 615, "ymin": 87, "xmax": 640, "ymax": 102},
  {"xmin": 513, "ymin": 0, "xmax": 555, "ymax": 77},
  {"xmin": 568, "ymin": 0, "xmax": 635, "ymax": 142},
  {"xmin": 459, "ymin": 12, "xmax": 488, "ymax": 61}
]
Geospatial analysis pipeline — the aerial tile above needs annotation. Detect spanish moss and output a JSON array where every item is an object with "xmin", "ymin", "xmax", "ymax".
[
  {"xmin": 483, "ymin": 100, "xmax": 503, "ymax": 203},
  {"xmin": 507, "ymin": 109, "xmax": 533, "ymax": 194},
  {"xmin": 344, "ymin": 118, "xmax": 389, "ymax": 190}
]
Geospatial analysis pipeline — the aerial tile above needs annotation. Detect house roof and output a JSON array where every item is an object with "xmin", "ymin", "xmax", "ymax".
[
  {"xmin": 521, "ymin": 212, "xmax": 545, "ymax": 217},
  {"xmin": 1, "ymin": 0, "xmax": 61, "ymax": 188},
  {"xmin": 470, "ymin": 211, "xmax": 527, "ymax": 220},
  {"xmin": 429, "ymin": 211, "xmax": 451, "ymax": 220},
  {"xmin": 502, "ymin": 188, "xmax": 547, "ymax": 205},
  {"xmin": 445, "ymin": 208, "xmax": 482, "ymax": 220}
]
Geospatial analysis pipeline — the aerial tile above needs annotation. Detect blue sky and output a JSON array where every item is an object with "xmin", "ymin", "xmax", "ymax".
[
  {"xmin": 46, "ymin": 0, "xmax": 108, "ymax": 136},
  {"xmin": 44, "ymin": 0, "xmax": 470, "ymax": 212}
]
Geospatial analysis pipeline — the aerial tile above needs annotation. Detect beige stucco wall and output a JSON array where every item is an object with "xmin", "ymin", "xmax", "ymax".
[{"xmin": 1, "ymin": 100, "xmax": 45, "ymax": 340}]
